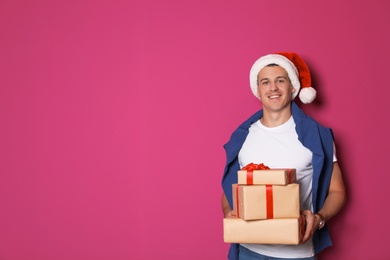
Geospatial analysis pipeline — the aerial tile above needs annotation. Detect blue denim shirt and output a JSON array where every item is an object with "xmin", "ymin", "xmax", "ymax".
[{"xmin": 222, "ymin": 102, "xmax": 334, "ymax": 259}]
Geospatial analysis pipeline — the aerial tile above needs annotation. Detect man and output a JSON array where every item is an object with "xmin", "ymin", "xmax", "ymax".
[{"xmin": 221, "ymin": 52, "xmax": 346, "ymax": 260}]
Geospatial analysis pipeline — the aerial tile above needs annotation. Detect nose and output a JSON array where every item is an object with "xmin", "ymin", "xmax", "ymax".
[{"xmin": 269, "ymin": 81, "xmax": 279, "ymax": 91}]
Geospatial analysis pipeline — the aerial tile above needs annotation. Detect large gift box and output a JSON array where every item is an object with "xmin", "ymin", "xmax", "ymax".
[
  {"xmin": 232, "ymin": 183, "xmax": 300, "ymax": 220},
  {"xmin": 238, "ymin": 168, "xmax": 296, "ymax": 185},
  {"xmin": 223, "ymin": 216, "xmax": 305, "ymax": 245}
]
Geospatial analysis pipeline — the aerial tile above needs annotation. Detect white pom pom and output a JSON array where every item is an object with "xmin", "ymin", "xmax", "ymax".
[{"xmin": 299, "ymin": 87, "xmax": 317, "ymax": 104}]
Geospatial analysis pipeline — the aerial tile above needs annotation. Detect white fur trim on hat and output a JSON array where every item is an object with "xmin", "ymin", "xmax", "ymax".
[{"xmin": 249, "ymin": 54, "xmax": 300, "ymax": 100}]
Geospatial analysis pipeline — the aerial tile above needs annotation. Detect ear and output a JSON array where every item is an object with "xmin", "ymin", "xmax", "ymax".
[{"xmin": 291, "ymin": 87, "xmax": 296, "ymax": 93}]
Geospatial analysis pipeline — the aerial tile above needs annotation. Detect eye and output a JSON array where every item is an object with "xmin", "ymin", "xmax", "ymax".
[{"xmin": 261, "ymin": 81, "xmax": 269, "ymax": 86}]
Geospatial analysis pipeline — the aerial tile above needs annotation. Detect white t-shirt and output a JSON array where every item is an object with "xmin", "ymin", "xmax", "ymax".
[{"xmin": 238, "ymin": 116, "xmax": 317, "ymax": 258}]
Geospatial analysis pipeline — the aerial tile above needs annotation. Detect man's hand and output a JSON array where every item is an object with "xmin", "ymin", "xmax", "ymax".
[
  {"xmin": 300, "ymin": 210, "xmax": 318, "ymax": 244},
  {"xmin": 222, "ymin": 193, "xmax": 235, "ymax": 218},
  {"xmin": 224, "ymin": 210, "xmax": 235, "ymax": 218}
]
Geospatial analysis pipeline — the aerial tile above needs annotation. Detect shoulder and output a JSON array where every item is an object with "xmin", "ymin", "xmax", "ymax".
[
  {"xmin": 292, "ymin": 102, "xmax": 332, "ymax": 132},
  {"xmin": 224, "ymin": 109, "xmax": 263, "ymax": 152},
  {"xmin": 228, "ymin": 109, "xmax": 263, "ymax": 139}
]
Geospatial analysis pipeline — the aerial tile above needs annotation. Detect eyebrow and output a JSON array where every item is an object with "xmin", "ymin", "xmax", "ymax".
[{"xmin": 259, "ymin": 76, "xmax": 288, "ymax": 82}]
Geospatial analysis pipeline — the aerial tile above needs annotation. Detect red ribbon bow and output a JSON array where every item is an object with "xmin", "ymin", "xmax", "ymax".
[{"xmin": 241, "ymin": 162, "xmax": 270, "ymax": 171}]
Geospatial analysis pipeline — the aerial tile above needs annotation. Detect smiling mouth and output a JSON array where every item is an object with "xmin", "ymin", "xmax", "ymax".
[{"xmin": 269, "ymin": 94, "xmax": 281, "ymax": 99}]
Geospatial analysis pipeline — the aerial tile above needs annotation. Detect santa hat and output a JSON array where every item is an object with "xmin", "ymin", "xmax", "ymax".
[{"xmin": 249, "ymin": 52, "xmax": 317, "ymax": 104}]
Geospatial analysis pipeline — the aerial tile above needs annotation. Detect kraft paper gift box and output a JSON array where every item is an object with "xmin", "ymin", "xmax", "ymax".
[
  {"xmin": 223, "ymin": 216, "xmax": 305, "ymax": 245},
  {"xmin": 237, "ymin": 168, "xmax": 296, "ymax": 185},
  {"xmin": 232, "ymin": 183, "xmax": 300, "ymax": 220}
]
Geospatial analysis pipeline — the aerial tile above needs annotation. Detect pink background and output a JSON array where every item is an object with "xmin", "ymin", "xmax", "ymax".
[{"xmin": 1, "ymin": 1, "xmax": 389, "ymax": 259}]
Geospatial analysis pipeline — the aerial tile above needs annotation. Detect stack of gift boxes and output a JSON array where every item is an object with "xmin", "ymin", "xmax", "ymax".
[{"xmin": 223, "ymin": 163, "xmax": 305, "ymax": 245}]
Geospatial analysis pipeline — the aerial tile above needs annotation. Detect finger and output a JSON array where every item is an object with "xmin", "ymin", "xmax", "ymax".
[
  {"xmin": 301, "ymin": 225, "xmax": 311, "ymax": 244},
  {"xmin": 225, "ymin": 210, "xmax": 235, "ymax": 218},
  {"xmin": 300, "ymin": 212, "xmax": 314, "ymax": 244}
]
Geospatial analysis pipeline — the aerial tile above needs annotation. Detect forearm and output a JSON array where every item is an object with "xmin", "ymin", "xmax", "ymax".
[
  {"xmin": 301, "ymin": 162, "xmax": 346, "ymax": 243},
  {"xmin": 317, "ymin": 162, "xmax": 346, "ymax": 221},
  {"xmin": 317, "ymin": 190, "xmax": 346, "ymax": 221}
]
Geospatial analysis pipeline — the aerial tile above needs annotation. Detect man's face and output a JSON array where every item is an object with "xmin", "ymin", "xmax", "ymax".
[{"xmin": 257, "ymin": 65, "xmax": 295, "ymax": 113}]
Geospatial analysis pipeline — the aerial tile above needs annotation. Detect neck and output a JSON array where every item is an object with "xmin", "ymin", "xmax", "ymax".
[{"xmin": 260, "ymin": 109, "xmax": 292, "ymax": 127}]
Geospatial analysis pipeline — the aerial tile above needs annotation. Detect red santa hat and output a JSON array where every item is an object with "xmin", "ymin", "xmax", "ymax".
[{"xmin": 249, "ymin": 52, "xmax": 317, "ymax": 104}]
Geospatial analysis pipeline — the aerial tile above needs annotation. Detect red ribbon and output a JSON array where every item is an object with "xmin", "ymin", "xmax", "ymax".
[
  {"xmin": 265, "ymin": 185, "xmax": 274, "ymax": 219},
  {"xmin": 246, "ymin": 171, "xmax": 253, "ymax": 185},
  {"xmin": 236, "ymin": 184, "xmax": 274, "ymax": 219}
]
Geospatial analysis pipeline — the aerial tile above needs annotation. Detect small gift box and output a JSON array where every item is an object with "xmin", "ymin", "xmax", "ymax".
[
  {"xmin": 238, "ymin": 163, "xmax": 296, "ymax": 185},
  {"xmin": 223, "ymin": 216, "xmax": 305, "ymax": 245},
  {"xmin": 232, "ymin": 183, "xmax": 300, "ymax": 220}
]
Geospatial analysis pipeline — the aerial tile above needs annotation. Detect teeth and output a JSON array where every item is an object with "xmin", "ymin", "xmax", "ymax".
[{"xmin": 269, "ymin": 95, "xmax": 280, "ymax": 99}]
